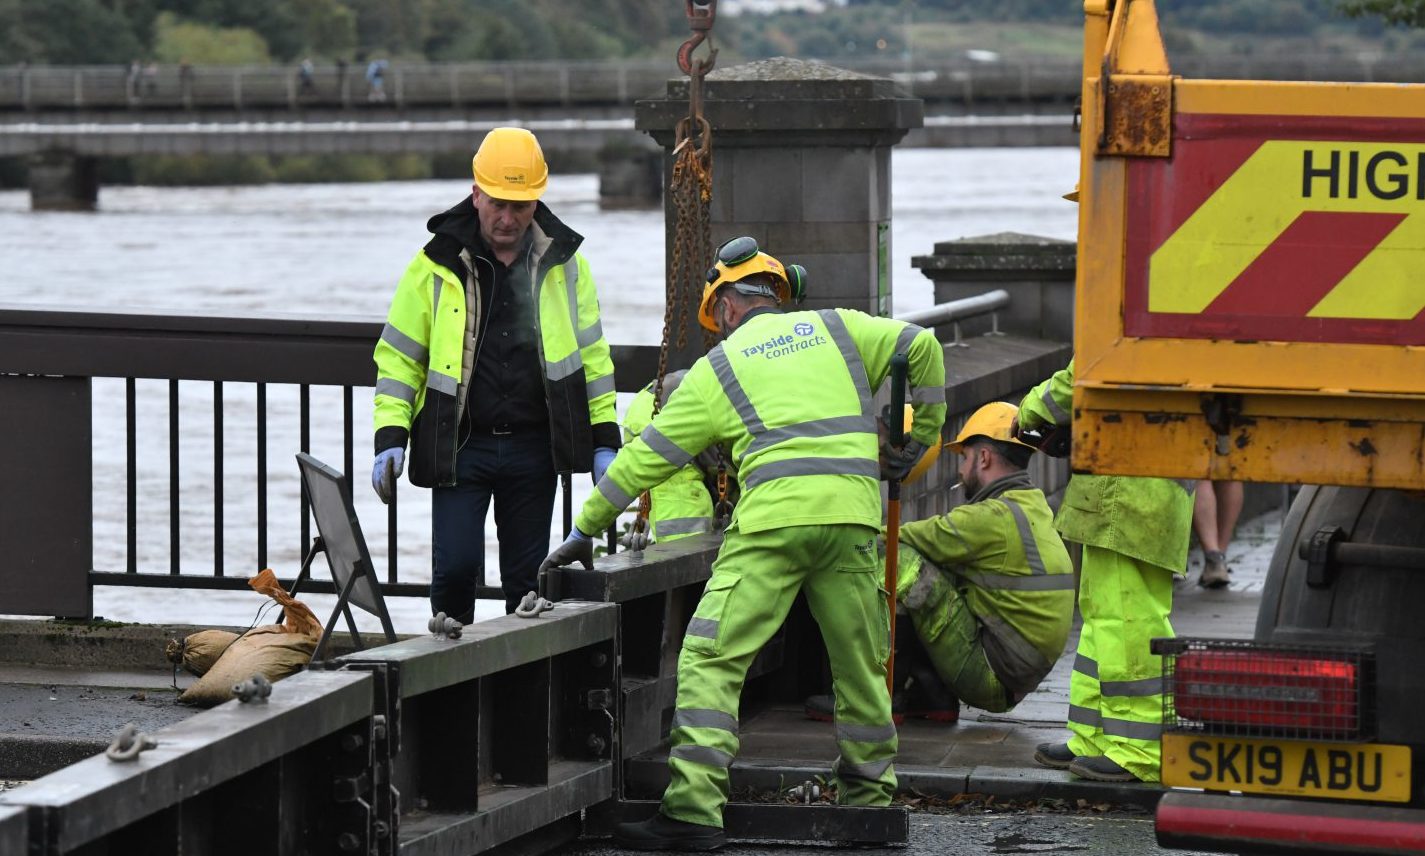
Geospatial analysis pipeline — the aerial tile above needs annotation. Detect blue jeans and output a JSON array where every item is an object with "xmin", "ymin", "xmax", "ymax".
[{"xmin": 432, "ymin": 429, "xmax": 557, "ymax": 618}]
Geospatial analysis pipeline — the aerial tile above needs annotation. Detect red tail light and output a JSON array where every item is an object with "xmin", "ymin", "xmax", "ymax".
[{"xmin": 1173, "ymin": 648, "xmax": 1362, "ymax": 738}]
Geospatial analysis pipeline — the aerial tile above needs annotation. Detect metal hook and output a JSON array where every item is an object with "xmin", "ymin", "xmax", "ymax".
[{"xmin": 677, "ymin": 0, "xmax": 718, "ymax": 76}]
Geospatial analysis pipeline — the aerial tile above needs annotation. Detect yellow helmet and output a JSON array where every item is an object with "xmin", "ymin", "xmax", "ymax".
[
  {"xmin": 946, "ymin": 401, "xmax": 1036, "ymax": 454},
  {"xmin": 472, "ymin": 127, "xmax": 548, "ymax": 201},
  {"xmin": 899, "ymin": 404, "xmax": 942, "ymax": 486},
  {"xmin": 697, "ymin": 237, "xmax": 794, "ymax": 333}
]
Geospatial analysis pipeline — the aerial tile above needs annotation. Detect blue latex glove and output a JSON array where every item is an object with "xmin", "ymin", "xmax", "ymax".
[
  {"xmin": 372, "ymin": 447, "xmax": 404, "ymax": 504},
  {"xmin": 539, "ymin": 526, "xmax": 593, "ymax": 575},
  {"xmin": 592, "ymin": 446, "xmax": 617, "ymax": 485}
]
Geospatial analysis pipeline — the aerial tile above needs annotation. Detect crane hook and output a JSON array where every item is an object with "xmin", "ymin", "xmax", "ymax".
[{"xmin": 677, "ymin": 0, "xmax": 718, "ymax": 76}]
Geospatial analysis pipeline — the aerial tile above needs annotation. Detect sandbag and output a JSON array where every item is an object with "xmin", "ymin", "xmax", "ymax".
[
  {"xmin": 176, "ymin": 569, "xmax": 322, "ymax": 707},
  {"xmin": 165, "ymin": 629, "xmax": 241, "ymax": 677},
  {"xmin": 178, "ymin": 625, "xmax": 316, "ymax": 707}
]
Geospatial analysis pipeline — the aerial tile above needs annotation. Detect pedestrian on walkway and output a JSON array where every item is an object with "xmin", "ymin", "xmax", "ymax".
[
  {"xmin": 371, "ymin": 127, "xmax": 619, "ymax": 617},
  {"xmin": 803, "ymin": 401, "xmax": 1075, "ymax": 725},
  {"xmin": 1019, "ymin": 360, "xmax": 1194, "ymax": 784},
  {"xmin": 1193, "ymin": 479, "xmax": 1242, "ymax": 588},
  {"xmin": 365, "ymin": 58, "xmax": 387, "ymax": 102},
  {"xmin": 541, "ymin": 236, "xmax": 947, "ymax": 850},
  {"xmin": 297, "ymin": 57, "xmax": 316, "ymax": 96}
]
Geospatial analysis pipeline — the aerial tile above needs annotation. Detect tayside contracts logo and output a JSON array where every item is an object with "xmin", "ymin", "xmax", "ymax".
[{"xmin": 740, "ymin": 321, "xmax": 827, "ymax": 359}]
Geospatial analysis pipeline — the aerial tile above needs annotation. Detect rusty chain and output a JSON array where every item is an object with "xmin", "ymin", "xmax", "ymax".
[{"xmin": 633, "ymin": 1, "xmax": 719, "ymax": 543}]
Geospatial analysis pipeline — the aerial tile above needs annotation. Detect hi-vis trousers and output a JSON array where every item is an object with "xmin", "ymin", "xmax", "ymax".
[
  {"xmin": 1067, "ymin": 544, "xmax": 1174, "ymax": 782},
  {"xmin": 661, "ymin": 523, "xmax": 897, "ymax": 828}
]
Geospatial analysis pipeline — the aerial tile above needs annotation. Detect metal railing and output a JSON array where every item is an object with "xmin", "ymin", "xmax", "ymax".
[
  {"xmin": 0, "ymin": 305, "xmax": 657, "ymax": 615},
  {"xmin": 0, "ymin": 295, "xmax": 1049, "ymax": 615}
]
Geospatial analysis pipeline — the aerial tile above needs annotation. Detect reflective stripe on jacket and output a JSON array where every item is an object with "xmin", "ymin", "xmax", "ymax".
[
  {"xmin": 1018, "ymin": 359, "xmax": 1194, "ymax": 573},
  {"xmin": 899, "ymin": 472, "xmax": 1074, "ymax": 698},
  {"xmin": 623, "ymin": 378, "xmax": 714, "ymax": 541},
  {"xmin": 373, "ymin": 206, "xmax": 616, "ymax": 486},
  {"xmin": 577, "ymin": 307, "xmax": 947, "ymax": 536}
]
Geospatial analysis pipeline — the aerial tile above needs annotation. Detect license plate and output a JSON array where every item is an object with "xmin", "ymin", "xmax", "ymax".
[{"xmin": 1162, "ymin": 733, "xmax": 1412, "ymax": 803}]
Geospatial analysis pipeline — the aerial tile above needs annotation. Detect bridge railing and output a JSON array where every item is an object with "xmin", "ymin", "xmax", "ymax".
[
  {"xmin": 0, "ymin": 305, "xmax": 657, "ymax": 618},
  {"xmin": 3, "ymin": 55, "xmax": 1424, "ymax": 116}
]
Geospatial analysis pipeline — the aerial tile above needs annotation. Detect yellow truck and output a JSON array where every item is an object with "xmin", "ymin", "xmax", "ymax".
[{"xmin": 1069, "ymin": 2, "xmax": 1425, "ymax": 853}]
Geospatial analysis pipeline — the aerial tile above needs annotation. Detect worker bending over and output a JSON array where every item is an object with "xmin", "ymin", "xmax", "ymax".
[
  {"xmin": 541, "ymin": 236, "xmax": 946, "ymax": 850},
  {"xmin": 621, "ymin": 371, "xmax": 722, "ymax": 546},
  {"xmin": 805, "ymin": 402, "xmax": 1074, "ymax": 724},
  {"xmin": 1019, "ymin": 359, "xmax": 1193, "ymax": 784}
]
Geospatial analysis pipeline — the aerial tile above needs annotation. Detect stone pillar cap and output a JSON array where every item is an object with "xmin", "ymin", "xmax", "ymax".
[
  {"xmin": 636, "ymin": 57, "xmax": 922, "ymax": 146},
  {"xmin": 912, "ymin": 232, "xmax": 1076, "ymax": 274}
]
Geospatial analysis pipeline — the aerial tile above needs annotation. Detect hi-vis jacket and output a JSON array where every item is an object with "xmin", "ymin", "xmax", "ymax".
[
  {"xmin": 898, "ymin": 471, "xmax": 1075, "ymax": 700},
  {"xmin": 576, "ymin": 307, "xmax": 947, "ymax": 537},
  {"xmin": 373, "ymin": 200, "xmax": 618, "ymax": 486},
  {"xmin": 1018, "ymin": 359, "xmax": 1193, "ymax": 573},
  {"xmin": 622, "ymin": 372, "xmax": 715, "ymax": 542}
]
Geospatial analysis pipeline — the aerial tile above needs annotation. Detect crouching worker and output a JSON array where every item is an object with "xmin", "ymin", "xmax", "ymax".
[{"xmin": 810, "ymin": 402, "xmax": 1073, "ymax": 724}]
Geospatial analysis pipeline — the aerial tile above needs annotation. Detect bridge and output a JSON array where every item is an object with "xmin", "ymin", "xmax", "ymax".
[{"xmin": 11, "ymin": 53, "xmax": 1423, "ymax": 210}]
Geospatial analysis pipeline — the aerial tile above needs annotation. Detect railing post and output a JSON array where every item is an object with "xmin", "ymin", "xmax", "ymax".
[
  {"xmin": 72, "ymin": 69, "xmax": 82, "ymax": 108},
  {"xmin": 0, "ymin": 375, "xmax": 92, "ymax": 617},
  {"xmin": 19, "ymin": 65, "xmax": 30, "ymax": 110},
  {"xmin": 232, "ymin": 68, "xmax": 243, "ymax": 110}
]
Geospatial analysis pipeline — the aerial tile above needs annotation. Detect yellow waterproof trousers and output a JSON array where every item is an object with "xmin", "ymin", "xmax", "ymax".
[
  {"xmin": 1067, "ymin": 544, "xmax": 1174, "ymax": 782},
  {"xmin": 661, "ymin": 523, "xmax": 897, "ymax": 827}
]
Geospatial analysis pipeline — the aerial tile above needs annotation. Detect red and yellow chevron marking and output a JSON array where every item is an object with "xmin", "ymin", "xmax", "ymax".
[{"xmin": 1124, "ymin": 113, "xmax": 1425, "ymax": 345}]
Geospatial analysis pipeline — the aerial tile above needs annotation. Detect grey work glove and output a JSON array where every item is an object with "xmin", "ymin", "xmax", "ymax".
[
  {"xmin": 539, "ymin": 527, "xmax": 594, "ymax": 576},
  {"xmin": 372, "ymin": 447, "xmax": 404, "ymax": 504},
  {"xmin": 879, "ymin": 438, "xmax": 926, "ymax": 482}
]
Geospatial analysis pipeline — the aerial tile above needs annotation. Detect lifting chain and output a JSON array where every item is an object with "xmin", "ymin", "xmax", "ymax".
[{"xmin": 634, "ymin": 0, "xmax": 719, "ymax": 544}]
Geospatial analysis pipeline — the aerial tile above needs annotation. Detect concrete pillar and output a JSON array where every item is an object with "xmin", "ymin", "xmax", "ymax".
[
  {"xmin": 598, "ymin": 144, "xmax": 662, "ymax": 210},
  {"xmin": 29, "ymin": 151, "xmax": 99, "ymax": 211},
  {"xmin": 911, "ymin": 232, "xmax": 1075, "ymax": 343},
  {"xmin": 637, "ymin": 58, "xmax": 922, "ymax": 364}
]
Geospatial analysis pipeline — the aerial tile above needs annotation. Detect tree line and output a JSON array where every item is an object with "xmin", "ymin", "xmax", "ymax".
[{"xmin": 1, "ymin": 0, "xmax": 1419, "ymax": 68}]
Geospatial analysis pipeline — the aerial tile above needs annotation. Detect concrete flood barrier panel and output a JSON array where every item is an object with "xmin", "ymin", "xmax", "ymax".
[
  {"xmin": 0, "ymin": 668, "xmax": 377, "ymax": 855},
  {"xmin": 0, "ymin": 804, "xmax": 26, "ymax": 855},
  {"xmin": 335, "ymin": 600, "xmax": 620, "ymax": 856}
]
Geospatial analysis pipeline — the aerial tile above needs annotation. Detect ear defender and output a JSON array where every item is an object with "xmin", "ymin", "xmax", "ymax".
[{"xmin": 785, "ymin": 264, "xmax": 808, "ymax": 305}]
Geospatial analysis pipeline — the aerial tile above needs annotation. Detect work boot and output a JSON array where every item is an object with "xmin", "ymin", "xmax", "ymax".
[
  {"xmin": 1068, "ymin": 755, "xmax": 1141, "ymax": 783},
  {"xmin": 615, "ymin": 812, "xmax": 725, "ymax": 851},
  {"xmin": 803, "ymin": 694, "xmax": 836, "ymax": 723},
  {"xmin": 1033, "ymin": 742, "xmax": 1077, "ymax": 770},
  {"xmin": 901, "ymin": 661, "xmax": 960, "ymax": 723},
  {"xmin": 1199, "ymin": 550, "xmax": 1230, "ymax": 589}
]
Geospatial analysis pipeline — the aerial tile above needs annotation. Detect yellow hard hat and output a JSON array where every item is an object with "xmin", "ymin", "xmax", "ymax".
[
  {"xmin": 697, "ymin": 236, "xmax": 793, "ymax": 333},
  {"xmin": 472, "ymin": 127, "xmax": 548, "ymax": 201},
  {"xmin": 945, "ymin": 402, "xmax": 1036, "ymax": 454},
  {"xmin": 900, "ymin": 404, "xmax": 942, "ymax": 486}
]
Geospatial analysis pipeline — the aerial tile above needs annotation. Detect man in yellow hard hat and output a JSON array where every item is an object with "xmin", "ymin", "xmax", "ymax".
[
  {"xmin": 540, "ymin": 236, "xmax": 946, "ymax": 850},
  {"xmin": 371, "ymin": 126, "xmax": 619, "ymax": 617},
  {"xmin": 805, "ymin": 401, "xmax": 1075, "ymax": 724}
]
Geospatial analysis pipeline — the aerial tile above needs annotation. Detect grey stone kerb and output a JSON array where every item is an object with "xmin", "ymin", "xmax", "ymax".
[{"xmin": 635, "ymin": 57, "xmax": 923, "ymax": 147}]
